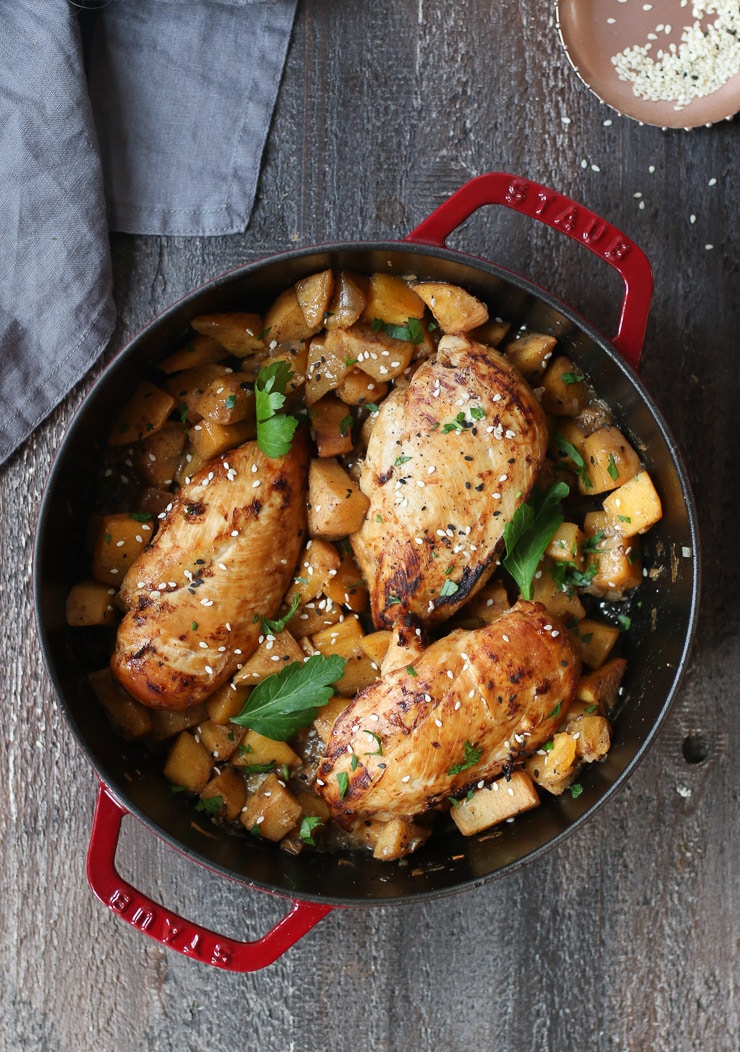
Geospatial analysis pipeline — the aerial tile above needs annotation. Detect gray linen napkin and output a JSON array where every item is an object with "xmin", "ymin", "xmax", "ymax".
[{"xmin": 0, "ymin": 0, "xmax": 297, "ymax": 467}]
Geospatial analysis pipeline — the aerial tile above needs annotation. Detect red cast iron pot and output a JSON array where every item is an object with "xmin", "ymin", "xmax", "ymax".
[{"xmin": 34, "ymin": 174, "xmax": 700, "ymax": 972}]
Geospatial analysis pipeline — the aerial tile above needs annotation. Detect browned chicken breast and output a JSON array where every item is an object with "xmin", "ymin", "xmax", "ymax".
[
  {"xmin": 350, "ymin": 335, "xmax": 547, "ymax": 630},
  {"xmin": 316, "ymin": 602, "xmax": 580, "ymax": 825},
  {"xmin": 111, "ymin": 433, "xmax": 309, "ymax": 710}
]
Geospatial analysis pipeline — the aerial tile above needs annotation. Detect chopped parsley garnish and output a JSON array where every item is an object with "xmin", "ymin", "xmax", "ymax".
[
  {"xmin": 224, "ymin": 394, "xmax": 238, "ymax": 410},
  {"xmin": 336, "ymin": 772, "xmax": 349, "ymax": 799},
  {"xmin": 363, "ymin": 731, "xmax": 383, "ymax": 755},
  {"xmin": 561, "ymin": 372, "xmax": 585, "ymax": 385},
  {"xmin": 616, "ymin": 613, "xmax": 632, "ymax": 631},
  {"xmin": 546, "ymin": 702, "xmax": 562, "ymax": 720},
  {"xmin": 549, "ymin": 560, "xmax": 598, "ymax": 594},
  {"xmin": 439, "ymin": 579, "xmax": 459, "ymax": 598},
  {"xmin": 231, "ymin": 653, "xmax": 346, "ymax": 740},
  {"xmin": 581, "ymin": 531, "xmax": 606, "ymax": 553},
  {"xmin": 177, "ymin": 400, "xmax": 189, "ymax": 425},
  {"xmin": 448, "ymin": 740, "xmax": 482, "ymax": 776},
  {"xmin": 340, "ymin": 414, "xmax": 353, "ymax": 436},
  {"xmin": 406, "ymin": 665, "xmax": 418, "ymax": 677},
  {"xmin": 370, "ymin": 316, "xmax": 424, "ymax": 345},
  {"xmin": 469, "ymin": 406, "xmax": 486, "ymax": 420},
  {"xmin": 503, "ymin": 481, "xmax": 569, "ymax": 600},
  {"xmin": 607, "ymin": 454, "xmax": 620, "ymax": 481},
  {"xmin": 569, "ymin": 783, "xmax": 584, "ymax": 799},
  {"xmin": 543, "ymin": 741, "xmax": 555, "ymax": 752},
  {"xmin": 299, "ymin": 815, "xmax": 324, "ymax": 845},
  {"xmin": 395, "ymin": 454, "xmax": 412, "ymax": 466},
  {"xmin": 254, "ymin": 361, "xmax": 299, "ymax": 457},
  {"xmin": 195, "ymin": 795, "xmax": 223, "ymax": 815},
  {"xmin": 552, "ymin": 432, "xmax": 593, "ymax": 490},
  {"xmin": 442, "ymin": 412, "xmax": 467, "ymax": 434},
  {"xmin": 191, "ymin": 621, "xmax": 198, "ymax": 631},
  {"xmin": 260, "ymin": 592, "xmax": 301, "ymax": 635},
  {"xmin": 365, "ymin": 403, "xmax": 379, "ymax": 413},
  {"xmin": 240, "ymin": 761, "xmax": 277, "ymax": 775},
  {"xmin": 129, "ymin": 511, "xmax": 153, "ymax": 523}
]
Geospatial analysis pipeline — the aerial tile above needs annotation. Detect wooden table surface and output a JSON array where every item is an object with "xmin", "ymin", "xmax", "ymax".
[{"xmin": 3, "ymin": 3, "xmax": 738, "ymax": 1050}]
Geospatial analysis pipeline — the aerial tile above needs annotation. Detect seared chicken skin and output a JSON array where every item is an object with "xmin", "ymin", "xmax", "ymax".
[
  {"xmin": 316, "ymin": 602, "xmax": 580, "ymax": 825},
  {"xmin": 351, "ymin": 335, "xmax": 547, "ymax": 630},
  {"xmin": 111, "ymin": 433, "xmax": 309, "ymax": 710}
]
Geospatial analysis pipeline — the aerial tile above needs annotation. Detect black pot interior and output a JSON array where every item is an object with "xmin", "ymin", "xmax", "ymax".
[{"xmin": 34, "ymin": 243, "xmax": 700, "ymax": 905}]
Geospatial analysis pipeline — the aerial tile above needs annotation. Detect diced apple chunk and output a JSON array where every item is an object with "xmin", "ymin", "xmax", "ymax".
[
  {"xmin": 450, "ymin": 771, "xmax": 540, "ymax": 835},
  {"xmin": 602, "ymin": 470, "xmax": 662, "ymax": 537},
  {"xmin": 307, "ymin": 458, "xmax": 370, "ymax": 540}
]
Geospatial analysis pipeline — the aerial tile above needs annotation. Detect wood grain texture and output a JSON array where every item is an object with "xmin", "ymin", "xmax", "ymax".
[{"xmin": 2, "ymin": 1, "xmax": 738, "ymax": 1049}]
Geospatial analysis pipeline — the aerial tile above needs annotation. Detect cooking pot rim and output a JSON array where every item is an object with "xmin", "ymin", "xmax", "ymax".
[{"xmin": 34, "ymin": 235, "xmax": 701, "ymax": 908}]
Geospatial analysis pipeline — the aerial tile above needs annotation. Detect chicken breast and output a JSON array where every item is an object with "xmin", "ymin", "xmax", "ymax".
[
  {"xmin": 111, "ymin": 433, "xmax": 309, "ymax": 710},
  {"xmin": 316, "ymin": 601, "xmax": 580, "ymax": 825},
  {"xmin": 350, "ymin": 335, "xmax": 547, "ymax": 630}
]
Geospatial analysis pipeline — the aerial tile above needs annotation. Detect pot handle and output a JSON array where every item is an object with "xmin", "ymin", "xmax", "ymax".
[
  {"xmin": 405, "ymin": 172, "xmax": 652, "ymax": 372},
  {"xmin": 86, "ymin": 783, "xmax": 333, "ymax": 972}
]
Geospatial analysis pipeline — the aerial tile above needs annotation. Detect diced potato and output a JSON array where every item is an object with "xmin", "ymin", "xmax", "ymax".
[
  {"xmin": 240, "ymin": 773, "xmax": 302, "ymax": 841},
  {"xmin": 163, "ymin": 363, "xmax": 231, "ymax": 421},
  {"xmin": 540, "ymin": 356, "xmax": 590, "ymax": 417},
  {"xmin": 358, "ymin": 629, "xmax": 393, "ymax": 668},
  {"xmin": 312, "ymin": 693, "xmax": 352, "ymax": 744},
  {"xmin": 504, "ymin": 332, "xmax": 557, "ymax": 381},
  {"xmin": 530, "ymin": 558, "xmax": 586, "ymax": 621},
  {"xmin": 108, "ymin": 381, "xmax": 176, "ymax": 446},
  {"xmin": 324, "ymin": 548, "xmax": 368, "ymax": 612},
  {"xmin": 454, "ymin": 579, "xmax": 511, "ymax": 628},
  {"xmin": 566, "ymin": 714, "xmax": 611, "ymax": 763},
  {"xmin": 147, "ymin": 704, "xmax": 208, "ymax": 743},
  {"xmin": 361, "ymin": 273, "xmax": 426, "ymax": 326},
  {"xmin": 233, "ymin": 630, "xmax": 304, "ymax": 686},
  {"xmin": 198, "ymin": 719, "xmax": 245, "ymax": 762},
  {"xmin": 295, "ymin": 790, "xmax": 331, "ymax": 823},
  {"xmin": 307, "ymin": 458, "xmax": 370, "ymax": 540},
  {"xmin": 89, "ymin": 668, "xmax": 152, "ymax": 739},
  {"xmin": 569, "ymin": 617, "xmax": 620, "ymax": 669},
  {"xmin": 135, "ymin": 488, "xmax": 171, "ymax": 517},
  {"xmin": 602, "ymin": 470, "xmax": 662, "ymax": 537},
  {"xmin": 525, "ymin": 733, "xmax": 579, "ymax": 795},
  {"xmin": 158, "ymin": 334, "xmax": 228, "ymax": 374},
  {"xmin": 132, "ymin": 421, "xmax": 187, "ymax": 488},
  {"xmin": 189, "ymin": 416, "xmax": 256, "ymax": 459},
  {"xmin": 310, "ymin": 394, "xmax": 354, "ymax": 458},
  {"xmin": 66, "ymin": 580, "xmax": 119, "ymax": 627},
  {"xmin": 264, "ymin": 286, "xmax": 323, "ymax": 343},
  {"xmin": 576, "ymin": 658, "xmax": 628, "ymax": 714},
  {"xmin": 336, "ymin": 368, "xmax": 388, "ymax": 406},
  {"xmin": 311, "ymin": 614, "xmax": 379, "ymax": 694},
  {"xmin": 372, "ymin": 817, "xmax": 432, "ymax": 861},
  {"xmin": 205, "ymin": 682, "xmax": 251, "ymax": 724},
  {"xmin": 546, "ymin": 522, "xmax": 586, "ymax": 568},
  {"xmin": 324, "ymin": 271, "xmax": 367, "ymax": 330},
  {"xmin": 580, "ymin": 426, "xmax": 642, "ymax": 495},
  {"xmin": 344, "ymin": 322, "xmax": 415, "ymax": 382},
  {"xmin": 469, "ymin": 317, "xmax": 511, "ymax": 348},
  {"xmin": 232, "ymin": 729, "xmax": 300, "ymax": 770},
  {"xmin": 164, "ymin": 732, "xmax": 213, "ymax": 794},
  {"xmin": 305, "ymin": 332, "xmax": 353, "ymax": 406},
  {"xmin": 286, "ymin": 538, "xmax": 342, "ymax": 605},
  {"xmin": 191, "ymin": 312, "xmax": 265, "ymax": 356},
  {"xmin": 451, "ymin": 770, "xmax": 540, "ymax": 835},
  {"xmin": 191, "ymin": 373, "xmax": 256, "ymax": 426},
  {"xmin": 200, "ymin": 768, "xmax": 247, "ymax": 822},
  {"xmin": 295, "ymin": 269, "xmax": 334, "ymax": 330},
  {"xmin": 286, "ymin": 596, "xmax": 343, "ymax": 636},
  {"xmin": 91, "ymin": 513, "xmax": 152, "ymax": 585},
  {"xmin": 583, "ymin": 515, "xmax": 643, "ymax": 599},
  {"xmin": 413, "ymin": 281, "xmax": 488, "ymax": 333}
]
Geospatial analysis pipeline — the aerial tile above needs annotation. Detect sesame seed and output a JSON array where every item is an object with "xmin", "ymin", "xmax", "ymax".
[
  {"xmin": 401, "ymin": 775, "xmax": 411, "ymax": 783},
  {"xmin": 204, "ymin": 665, "xmax": 213, "ymax": 674}
]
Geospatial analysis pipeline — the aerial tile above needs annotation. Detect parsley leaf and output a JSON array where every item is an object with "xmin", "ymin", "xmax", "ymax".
[
  {"xmin": 224, "ymin": 394, "xmax": 238, "ymax": 410},
  {"xmin": 129, "ymin": 511, "xmax": 153, "ymax": 523},
  {"xmin": 363, "ymin": 731, "xmax": 383, "ymax": 755},
  {"xmin": 569, "ymin": 783, "xmax": 584, "ymax": 799},
  {"xmin": 299, "ymin": 815, "xmax": 324, "ymax": 845},
  {"xmin": 395, "ymin": 454, "xmax": 412, "ymax": 466},
  {"xmin": 561, "ymin": 372, "xmax": 585, "ymax": 385},
  {"xmin": 607, "ymin": 453, "xmax": 619, "ymax": 481},
  {"xmin": 231, "ymin": 653, "xmax": 346, "ymax": 740},
  {"xmin": 371, "ymin": 316, "xmax": 424, "ymax": 345},
  {"xmin": 448, "ymin": 741, "xmax": 482, "ymax": 776},
  {"xmin": 260, "ymin": 592, "xmax": 301, "ymax": 636},
  {"xmin": 439, "ymin": 579, "xmax": 459, "ymax": 598},
  {"xmin": 255, "ymin": 361, "xmax": 299, "ymax": 457},
  {"xmin": 552, "ymin": 432, "xmax": 593, "ymax": 490},
  {"xmin": 503, "ymin": 482, "xmax": 569, "ymax": 600},
  {"xmin": 194, "ymin": 795, "xmax": 223, "ymax": 815},
  {"xmin": 337, "ymin": 771, "xmax": 349, "ymax": 799}
]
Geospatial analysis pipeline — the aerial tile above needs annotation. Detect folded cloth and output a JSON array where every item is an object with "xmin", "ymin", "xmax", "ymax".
[{"xmin": 0, "ymin": 0, "xmax": 297, "ymax": 467}]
